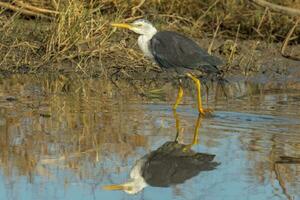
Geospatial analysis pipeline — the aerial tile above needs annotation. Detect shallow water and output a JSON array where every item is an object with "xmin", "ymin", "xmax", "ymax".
[{"xmin": 0, "ymin": 74, "xmax": 299, "ymax": 200}]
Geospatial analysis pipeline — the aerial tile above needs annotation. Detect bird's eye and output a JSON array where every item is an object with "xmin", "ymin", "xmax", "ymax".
[{"xmin": 136, "ymin": 24, "xmax": 142, "ymax": 27}]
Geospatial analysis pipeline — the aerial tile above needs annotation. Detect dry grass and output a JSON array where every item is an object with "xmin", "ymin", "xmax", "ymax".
[{"xmin": 0, "ymin": 0, "xmax": 299, "ymax": 76}]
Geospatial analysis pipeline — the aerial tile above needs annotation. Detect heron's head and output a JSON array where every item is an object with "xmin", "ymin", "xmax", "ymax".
[
  {"xmin": 111, "ymin": 19, "xmax": 157, "ymax": 35},
  {"xmin": 102, "ymin": 178, "xmax": 147, "ymax": 195}
]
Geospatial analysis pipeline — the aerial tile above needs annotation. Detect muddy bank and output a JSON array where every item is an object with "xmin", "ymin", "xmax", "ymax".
[{"xmin": 3, "ymin": 39, "xmax": 300, "ymax": 93}]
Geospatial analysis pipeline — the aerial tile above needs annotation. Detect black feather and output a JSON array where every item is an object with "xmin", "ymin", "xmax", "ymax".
[{"xmin": 150, "ymin": 31, "xmax": 223, "ymax": 75}]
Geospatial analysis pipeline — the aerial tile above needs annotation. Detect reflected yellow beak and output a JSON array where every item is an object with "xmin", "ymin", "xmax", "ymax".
[
  {"xmin": 102, "ymin": 184, "xmax": 125, "ymax": 191},
  {"xmin": 111, "ymin": 23, "xmax": 133, "ymax": 29}
]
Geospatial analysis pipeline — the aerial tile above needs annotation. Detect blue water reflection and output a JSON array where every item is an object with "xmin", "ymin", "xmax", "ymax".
[{"xmin": 0, "ymin": 76, "xmax": 300, "ymax": 200}]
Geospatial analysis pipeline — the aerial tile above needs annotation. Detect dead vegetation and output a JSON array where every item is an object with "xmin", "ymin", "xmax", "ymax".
[{"xmin": 0, "ymin": 0, "xmax": 299, "ymax": 77}]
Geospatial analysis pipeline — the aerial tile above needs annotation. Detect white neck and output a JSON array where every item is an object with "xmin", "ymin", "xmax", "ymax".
[
  {"xmin": 137, "ymin": 29, "xmax": 157, "ymax": 59},
  {"xmin": 124, "ymin": 157, "xmax": 148, "ymax": 194}
]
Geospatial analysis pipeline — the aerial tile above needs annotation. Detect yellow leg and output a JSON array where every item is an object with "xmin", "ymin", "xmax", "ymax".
[
  {"xmin": 173, "ymin": 110, "xmax": 180, "ymax": 142},
  {"xmin": 186, "ymin": 73, "xmax": 213, "ymax": 116},
  {"xmin": 191, "ymin": 114, "xmax": 202, "ymax": 145},
  {"xmin": 172, "ymin": 85, "xmax": 184, "ymax": 110},
  {"xmin": 183, "ymin": 114, "xmax": 202, "ymax": 151}
]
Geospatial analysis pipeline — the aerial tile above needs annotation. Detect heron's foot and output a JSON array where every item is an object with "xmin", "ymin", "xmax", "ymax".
[{"xmin": 199, "ymin": 108, "xmax": 214, "ymax": 117}]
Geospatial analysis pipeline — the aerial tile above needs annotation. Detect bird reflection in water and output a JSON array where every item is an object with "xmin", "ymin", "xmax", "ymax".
[{"xmin": 103, "ymin": 111, "xmax": 220, "ymax": 194}]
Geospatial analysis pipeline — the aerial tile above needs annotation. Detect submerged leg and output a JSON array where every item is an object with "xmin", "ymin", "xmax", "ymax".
[
  {"xmin": 173, "ymin": 110, "xmax": 180, "ymax": 142},
  {"xmin": 183, "ymin": 114, "xmax": 202, "ymax": 151},
  {"xmin": 191, "ymin": 114, "xmax": 202, "ymax": 145},
  {"xmin": 172, "ymin": 80, "xmax": 184, "ymax": 111},
  {"xmin": 186, "ymin": 73, "xmax": 213, "ymax": 116}
]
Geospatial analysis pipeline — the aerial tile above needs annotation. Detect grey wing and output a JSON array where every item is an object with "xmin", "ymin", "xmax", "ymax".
[{"xmin": 150, "ymin": 31, "xmax": 222, "ymax": 74}]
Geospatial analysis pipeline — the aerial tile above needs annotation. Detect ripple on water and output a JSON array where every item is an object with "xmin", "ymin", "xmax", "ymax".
[{"xmin": 0, "ymin": 75, "xmax": 300, "ymax": 200}]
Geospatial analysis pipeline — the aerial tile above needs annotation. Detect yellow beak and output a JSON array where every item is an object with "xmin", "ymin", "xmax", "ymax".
[
  {"xmin": 111, "ymin": 23, "xmax": 133, "ymax": 29},
  {"xmin": 102, "ymin": 184, "xmax": 126, "ymax": 191}
]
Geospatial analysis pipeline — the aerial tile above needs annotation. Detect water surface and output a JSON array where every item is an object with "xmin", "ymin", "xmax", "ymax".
[{"xmin": 0, "ymin": 74, "xmax": 299, "ymax": 200}]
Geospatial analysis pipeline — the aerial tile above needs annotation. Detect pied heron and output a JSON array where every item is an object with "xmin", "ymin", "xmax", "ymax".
[
  {"xmin": 111, "ymin": 19, "xmax": 223, "ymax": 116},
  {"xmin": 103, "ymin": 111, "xmax": 220, "ymax": 194}
]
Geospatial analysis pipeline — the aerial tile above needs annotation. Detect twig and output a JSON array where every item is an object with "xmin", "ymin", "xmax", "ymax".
[
  {"xmin": 250, "ymin": 0, "xmax": 300, "ymax": 16},
  {"xmin": 0, "ymin": 2, "xmax": 52, "ymax": 19},
  {"xmin": 154, "ymin": 14, "xmax": 194, "ymax": 24},
  {"xmin": 228, "ymin": 24, "xmax": 240, "ymax": 64},
  {"xmin": 198, "ymin": 0, "xmax": 221, "ymax": 21},
  {"xmin": 51, "ymin": 0, "xmax": 59, "ymax": 11},
  {"xmin": 253, "ymin": 7, "xmax": 268, "ymax": 36},
  {"xmin": 15, "ymin": 1, "xmax": 59, "ymax": 15},
  {"xmin": 131, "ymin": 0, "xmax": 145, "ymax": 16},
  {"xmin": 208, "ymin": 18, "xmax": 221, "ymax": 55},
  {"xmin": 124, "ymin": 16, "xmax": 143, "ymax": 22},
  {"xmin": 10, "ymin": 41, "xmax": 39, "ymax": 50},
  {"xmin": 281, "ymin": 18, "xmax": 300, "ymax": 61}
]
